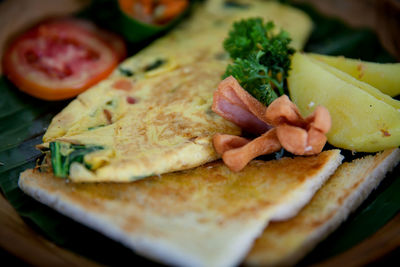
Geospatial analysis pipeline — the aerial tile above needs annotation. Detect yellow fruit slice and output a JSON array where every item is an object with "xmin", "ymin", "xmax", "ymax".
[
  {"xmin": 311, "ymin": 58, "xmax": 400, "ymax": 110},
  {"xmin": 288, "ymin": 53, "xmax": 400, "ymax": 152},
  {"xmin": 308, "ymin": 53, "xmax": 400, "ymax": 97}
]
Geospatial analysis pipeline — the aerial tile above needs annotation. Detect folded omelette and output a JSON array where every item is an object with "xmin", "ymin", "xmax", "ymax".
[{"xmin": 39, "ymin": 0, "xmax": 313, "ymax": 182}]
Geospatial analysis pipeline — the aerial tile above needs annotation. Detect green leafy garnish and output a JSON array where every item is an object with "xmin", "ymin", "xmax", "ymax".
[
  {"xmin": 223, "ymin": 18, "xmax": 295, "ymax": 105},
  {"xmin": 50, "ymin": 141, "xmax": 104, "ymax": 178},
  {"xmin": 224, "ymin": 51, "xmax": 279, "ymax": 103}
]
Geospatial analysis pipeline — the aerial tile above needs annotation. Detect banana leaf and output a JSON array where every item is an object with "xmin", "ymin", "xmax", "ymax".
[{"xmin": 0, "ymin": 2, "xmax": 398, "ymax": 265}]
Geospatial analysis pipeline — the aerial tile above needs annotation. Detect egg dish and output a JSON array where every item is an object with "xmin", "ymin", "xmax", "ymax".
[{"xmin": 39, "ymin": 0, "xmax": 313, "ymax": 182}]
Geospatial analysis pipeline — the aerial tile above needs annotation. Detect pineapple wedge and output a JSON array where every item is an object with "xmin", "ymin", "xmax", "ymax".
[
  {"xmin": 309, "ymin": 53, "xmax": 400, "ymax": 97},
  {"xmin": 288, "ymin": 53, "xmax": 400, "ymax": 152}
]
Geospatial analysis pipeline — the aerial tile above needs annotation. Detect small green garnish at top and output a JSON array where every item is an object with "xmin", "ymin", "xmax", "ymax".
[{"xmin": 223, "ymin": 18, "xmax": 295, "ymax": 105}]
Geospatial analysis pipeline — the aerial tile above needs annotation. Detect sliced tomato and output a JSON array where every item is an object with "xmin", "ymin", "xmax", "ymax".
[
  {"xmin": 63, "ymin": 18, "xmax": 127, "ymax": 61},
  {"xmin": 2, "ymin": 18, "xmax": 126, "ymax": 100}
]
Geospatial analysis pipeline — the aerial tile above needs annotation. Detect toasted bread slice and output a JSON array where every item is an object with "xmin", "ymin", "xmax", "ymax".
[
  {"xmin": 19, "ymin": 150, "xmax": 341, "ymax": 267},
  {"xmin": 245, "ymin": 148, "xmax": 400, "ymax": 267}
]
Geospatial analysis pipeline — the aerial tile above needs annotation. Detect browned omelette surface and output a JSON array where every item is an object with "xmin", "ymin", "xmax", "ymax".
[
  {"xmin": 19, "ymin": 150, "xmax": 342, "ymax": 267},
  {"xmin": 245, "ymin": 148, "xmax": 400, "ymax": 267}
]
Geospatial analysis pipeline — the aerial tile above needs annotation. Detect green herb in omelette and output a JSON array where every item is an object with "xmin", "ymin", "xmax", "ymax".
[
  {"xmin": 50, "ymin": 141, "xmax": 104, "ymax": 178},
  {"xmin": 118, "ymin": 67, "xmax": 134, "ymax": 77},
  {"xmin": 88, "ymin": 124, "xmax": 106, "ymax": 131},
  {"xmin": 223, "ymin": 18, "xmax": 295, "ymax": 105},
  {"xmin": 144, "ymin": 58, "xmax": 166, "ymax": 71}
]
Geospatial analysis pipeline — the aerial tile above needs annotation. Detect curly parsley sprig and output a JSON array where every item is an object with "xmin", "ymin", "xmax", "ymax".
[{"xmin": 223, "ymin": 18, "xmax": 295, "ymax": 105}]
